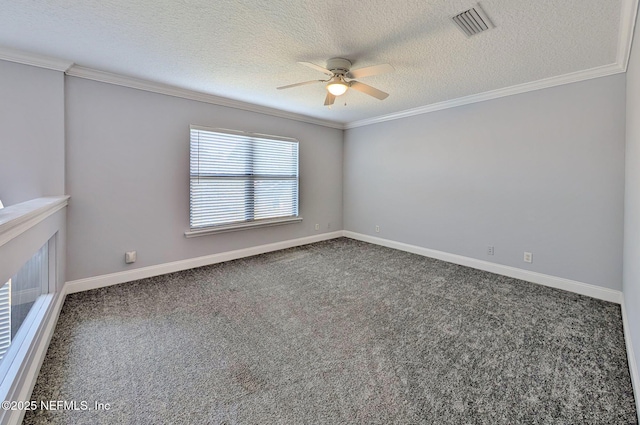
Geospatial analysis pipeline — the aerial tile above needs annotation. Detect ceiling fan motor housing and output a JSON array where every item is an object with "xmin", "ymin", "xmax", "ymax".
[{"xmin": 326, "ymin": 58, "xmax": 352, "ymax": 75}]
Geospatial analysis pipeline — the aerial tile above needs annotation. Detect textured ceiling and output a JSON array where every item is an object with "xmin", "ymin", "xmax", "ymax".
[{"xmin": 0, "ymin": 0, "xmax": 628, "ymax": 124}]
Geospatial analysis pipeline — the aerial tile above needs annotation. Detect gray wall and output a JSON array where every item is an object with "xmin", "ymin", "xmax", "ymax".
[
  {"xmin": 65, "ymin": 77, "xmax": 343, "ymax": 281},
  {"xmin": 624, "ymin": 8, "xmax": 640, "ymax": 406},
  {"xmin": 344, "ymin": 74, "xmax": 626, "ymax": 289},
  {"xmin": 0, "ymin": 60, "xmax": 65, "ymax": 206},
  {"xmin": 0, "ymin": 57, "xmax": 627, "ymax": 295}
]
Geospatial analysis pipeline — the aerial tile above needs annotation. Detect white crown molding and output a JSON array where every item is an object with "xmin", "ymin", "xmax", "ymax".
[
  {"xmin": 343, "ymin": 231, "xmax": 623, "ymax": 304},
  {"xmin": 0, "ymin": 45, "xmax": 73, "ymax": 72},
  {"xmin": 1, "ymin": 0, "xmax": 637, "ymax": 130},
  {"xmin": 65, "ymin": 65, "xmax": 344, "ymax": 130},
  {"xmin": 346, "ymin": 0, "xmax": 638, "ymax": 129},
  {"xmin": 618, "ymin": 0, "xmax": 639, "ymax": 71},
  {"xmin": 344, "ymin": 62, "xmax": 626, "ymax": 129}
]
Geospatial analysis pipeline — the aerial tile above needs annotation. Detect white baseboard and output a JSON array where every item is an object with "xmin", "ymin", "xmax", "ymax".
[
  {"xmin": 45, "ymin": 230, "xmax": 638, "ymax": 421},
  {"xmin": 65, "ymin": 231, "xmax": 344, "ymax": 294},
  {"xmin": 344, "ymin": 232, "xmax": 636, "ymax": 415},
  {"xmin": 342, "ymin": 231, "xmax": 623, "ymax": 304},
  {"xmin": 0, "ymin": 286, "xmax": 67, "ymax": 425},
  {"xmin": 67, "ymin": 230, "xmax": 624, "ymax": 303},
  {"xmin": 37, "ymin": 230, "xmax": 640, "ymax": 420},
  {"xmin": 622, "ymin": 299, "xmax": 640, "ymax": 422}
]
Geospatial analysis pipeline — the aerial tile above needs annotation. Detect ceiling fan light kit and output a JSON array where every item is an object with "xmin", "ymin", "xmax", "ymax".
[
  {"xmin": 326, "ymin": 76, "xmax": 348, "ymax": 96},
  {"xmin": 277, "ymin": 57, "xmax": 394, "ymax": 106}
]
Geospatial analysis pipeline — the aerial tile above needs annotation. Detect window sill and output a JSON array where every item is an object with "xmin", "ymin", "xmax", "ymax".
[{"xmin": 184, "ymin": 217, "xmax": 303, "ymax": 238}]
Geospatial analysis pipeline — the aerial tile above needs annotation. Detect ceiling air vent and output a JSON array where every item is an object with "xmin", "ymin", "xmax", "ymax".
[{"xmin": 452, "ymin": 4, "xmax": 494, "ymax": 37}]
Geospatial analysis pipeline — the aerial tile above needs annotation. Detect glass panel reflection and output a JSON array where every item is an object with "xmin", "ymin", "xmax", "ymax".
[{"xmin": 0, "ymin": 243, "xmax": 48, "ymax": 363}]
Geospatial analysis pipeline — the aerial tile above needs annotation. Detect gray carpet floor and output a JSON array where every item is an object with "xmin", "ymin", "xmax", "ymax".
[{"xmin": 24, "ymin": 238, "xmax": 637, "ymax": 424}]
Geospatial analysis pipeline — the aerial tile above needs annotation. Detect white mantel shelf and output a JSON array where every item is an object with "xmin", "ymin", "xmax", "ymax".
[{"xmin": 0, "ymin": 196, "xmax": 70, "ymax": 248}]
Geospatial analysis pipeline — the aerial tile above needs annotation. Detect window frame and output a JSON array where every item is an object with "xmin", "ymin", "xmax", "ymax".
[{"xmin": 185, "ymin": 126, "xmax": 302, "ymax": 237}]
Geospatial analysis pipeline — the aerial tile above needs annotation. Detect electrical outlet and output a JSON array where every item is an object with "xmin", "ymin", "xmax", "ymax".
[
  {"xmin": 315, "ymin": 224, "xmax": 320, "ymax": 231},
  {"xmin": 125, "ymin": 251, "xmax": 137, "ymax": 264},
  {"xmin": 375, "ymin": 225, "xmax": 380, "ymax": 233},
  {"xmin": 487, "ymin": 246, "xmax": 494, "ymax": 256},
  {"xmin": 327, "ymin": 223, "xmax": 331, "ymax": 229},
  {"xmin": 524, "ymin": 252, "xmax": 533, "ymax": 263}
]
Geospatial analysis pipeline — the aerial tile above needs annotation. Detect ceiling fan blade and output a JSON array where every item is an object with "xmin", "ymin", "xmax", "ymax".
[
  {"xmin": 349, "ymin": 81, "xmax": 389, "ymax": 100},
  {"xmin": 346, "ymin": 64, "xmax": 394, "ymax": 79},
  {"xmin": 298, "ymin": 61, "xmax": 334, "ymax": 76},
  {"xmin": 277, "ymin": 80, "xmax": 323, "ymax": 90},
  {"xmin": 324, "ymin": 92, "xmax": 336, "ymax": 106}
]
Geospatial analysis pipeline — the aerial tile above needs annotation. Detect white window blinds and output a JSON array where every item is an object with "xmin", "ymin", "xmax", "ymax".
[
  {"xmin": 0, "ymin": 201, "xmax": 8, "ymax": 361},
  {"xmin": 190, "ymin": 126, "xmax": 299, "ymax": 230}
]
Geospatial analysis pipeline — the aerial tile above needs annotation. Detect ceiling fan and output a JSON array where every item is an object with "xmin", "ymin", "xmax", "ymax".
[{"xmin": 277, "ymin": 58, "xmax": 394, "ymax": 106}]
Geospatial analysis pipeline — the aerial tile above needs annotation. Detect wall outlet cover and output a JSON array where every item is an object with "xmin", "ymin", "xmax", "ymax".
[{"xmin": 125, "ymin": 251, "xmax": 137, "ymax": 264}]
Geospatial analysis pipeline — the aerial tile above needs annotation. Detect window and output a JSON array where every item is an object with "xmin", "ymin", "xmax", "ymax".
[
  {"xmin": 188, "ymin": 126, "xmax": 301, "ymax": 235},
  {"xmin": 0, "ymin": 242, "xmax": 48, "ymax": 364}
]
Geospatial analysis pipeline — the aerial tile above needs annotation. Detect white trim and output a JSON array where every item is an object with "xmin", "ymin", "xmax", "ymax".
[
  {"xmin": 7, "ymin": 233, "xmax": 637, "ymax": 424},
  {"xmin": 343, "ymin": 231, "xmax": 623, "ymax": 304},
  {"xmin": 67, "ymin": 229, "xmax": 624, "ymax": 304},
  {"xmin": 185, "ymin": 217, "xmax": 303, "ymax": 238},
  {"xmin": 622, "ymin": 299, "xmax": 640, "ymax": 422},
  {"xmin": 65, "ymin": 231, "xmax": 343, "ymax": 294},
  {"xmin": 344, "ymin": 63, "xmax": 625, "ymax": 129},
  {"xmin": 0, "ymin": 287, "xmax": 67, "ymax": 425},
  {"xmin": 345, "ymin": 0, "xmax": 638, "ymax": 128},
  {"xmin": 0, "ymin": 0, "xmax": 637, "ymax": 130},
  {"xmin": 64, "ymin": 60, "xmax": 630, "ymax": 131},
  {"xmin": 190, "ymin": 125, "xmax": 300, "ymax": 143},
  {"xmin": 618, "ymin": 0, "xmax": 639, "ymax": 71},
  {"xmin": 0, "ymin": 197, "xmax": 70, "ymax": 248},
  {"xmin": 64, "ymin": 66, "xmax": 344, "ymax": 130},
  {"xmin": 0, "ymin": 46, "xmax": 73, "ymax": 72}
]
